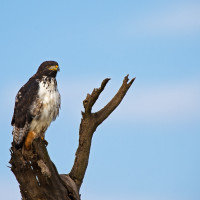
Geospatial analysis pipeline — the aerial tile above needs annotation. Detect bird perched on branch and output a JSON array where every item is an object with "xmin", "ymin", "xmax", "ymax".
[{"xmin": 11, "ymin": 61, "xmax": 61, "ymax": 151}]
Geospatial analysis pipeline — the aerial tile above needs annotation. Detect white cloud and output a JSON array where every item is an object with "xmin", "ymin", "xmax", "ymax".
[
  {"xmin": 125, "ymin": 3, "xmax": 200, "ymax": 37},
  {"xmin": 115, "ymin": 80, "xmax": 200, "ymax": 123}
]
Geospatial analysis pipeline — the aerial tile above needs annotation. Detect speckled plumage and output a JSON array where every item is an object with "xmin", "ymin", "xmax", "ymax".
[{"xmin": 11, "ymin": 61, "xmax": 61, "ymax": 148}]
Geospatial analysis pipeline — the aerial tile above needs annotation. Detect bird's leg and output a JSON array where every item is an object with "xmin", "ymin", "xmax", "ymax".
[{"xmin": 24, "ymin": 131, "xmax": 37, "ymax": 151}]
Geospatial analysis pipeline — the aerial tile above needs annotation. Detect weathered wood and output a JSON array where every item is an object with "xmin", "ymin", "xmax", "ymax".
[
  {"xmin": 10, "ymin": 139, "xmax": 73, "ymax": 200},
  {"xmin": 69, "ymin": 75, "xmax": 135, "ymax": 190}
]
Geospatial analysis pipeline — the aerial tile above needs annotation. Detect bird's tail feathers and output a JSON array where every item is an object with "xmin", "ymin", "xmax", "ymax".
[{"xmin": 12, "ymin": 123, "xmax": 29, "ymax": 149}]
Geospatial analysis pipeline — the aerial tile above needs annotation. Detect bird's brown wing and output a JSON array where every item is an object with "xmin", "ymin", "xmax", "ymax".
[{"xmin": 11, "ymin": 78, "xmax": 39, "ymax": 147}]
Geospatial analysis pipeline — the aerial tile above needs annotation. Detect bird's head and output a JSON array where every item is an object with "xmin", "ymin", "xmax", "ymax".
[{"xmin": 37, "ymin": 61, "xmax": 60, "ymax": 78}]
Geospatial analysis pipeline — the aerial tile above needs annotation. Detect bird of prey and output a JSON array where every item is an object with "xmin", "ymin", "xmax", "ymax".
[{"xmin": 11, "ymin": 61, "xmax": 61, "ymax": 150}]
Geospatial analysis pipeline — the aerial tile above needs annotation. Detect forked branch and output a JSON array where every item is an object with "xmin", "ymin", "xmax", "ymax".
[
  {"xmin": 69, "ymin": 75, "xmax": 135, "ymax": 191},
  {"xmin": 95, "ymin": 75, "xmax": 135, "ymax": 125}
]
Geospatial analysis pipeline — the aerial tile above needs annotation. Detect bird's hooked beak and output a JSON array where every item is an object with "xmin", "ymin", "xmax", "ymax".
[{"xmin": 49, "ymin": 65, "xmax": 60, "ymax": 71}]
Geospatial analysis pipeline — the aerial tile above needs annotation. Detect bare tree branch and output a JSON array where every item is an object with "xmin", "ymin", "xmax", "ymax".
[
  {"xmin": 95, "ymin": 75, "xmax": 136, "ymax": 125},
  {"xmin": 83, "ymin": 78, "xmax": 110, "ymax": 115},
  {"xmin": 69, "ymin": 75, "xmax": 135, "ymax": 191}
]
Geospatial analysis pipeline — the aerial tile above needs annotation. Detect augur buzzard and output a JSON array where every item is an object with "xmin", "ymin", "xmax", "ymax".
[{"xmin": 11, "ymin": 61, "xmax": 61, "ymax": 150}]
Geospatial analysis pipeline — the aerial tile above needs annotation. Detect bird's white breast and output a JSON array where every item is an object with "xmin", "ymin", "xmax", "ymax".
[
  {"xmin": 30, "ymin": 77, "xmax": 60, "ymax": 134},
  {"xmin": 38, "ymin": 78, "xmax": 60, "ymax": 119}
]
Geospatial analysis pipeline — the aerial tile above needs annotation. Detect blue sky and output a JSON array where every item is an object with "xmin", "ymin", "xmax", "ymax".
[{"xmin": 1, "ymin": 0, "xmax": 200, "ymax": 199}]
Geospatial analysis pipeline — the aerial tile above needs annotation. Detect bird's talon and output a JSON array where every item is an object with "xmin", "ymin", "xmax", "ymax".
[{"xmin": 43, "ymin": 139, "xmax": 48, "ymax": 146}]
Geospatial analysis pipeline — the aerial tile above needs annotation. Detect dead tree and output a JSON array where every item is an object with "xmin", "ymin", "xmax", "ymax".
[{"xmin": 9, "ymin": 75, "xmax": 135, "ymax": 200}]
